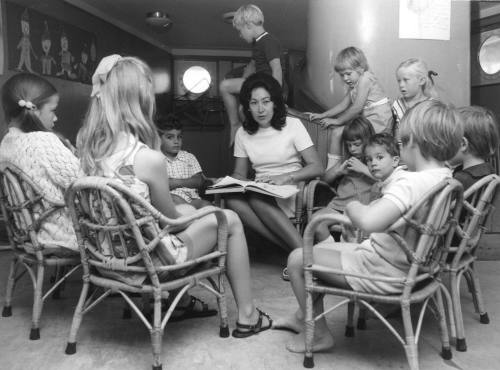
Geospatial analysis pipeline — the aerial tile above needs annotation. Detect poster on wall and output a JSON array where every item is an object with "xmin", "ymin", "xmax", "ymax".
[
  {"xmin": 5, "ymin": 2, "xmax": 97, "ymax": 83},
  {"xmin": 399, "ymin": 0, "xmax": 451, "ymax": 41}
]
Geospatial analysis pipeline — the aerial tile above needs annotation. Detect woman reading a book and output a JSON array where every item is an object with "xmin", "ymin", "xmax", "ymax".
[{"xmin": 225, "ymin": 72, "xmax": 323, "ymax": 278}]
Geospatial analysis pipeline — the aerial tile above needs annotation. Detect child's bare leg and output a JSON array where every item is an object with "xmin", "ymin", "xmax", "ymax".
[
  {"xmin": 225, "ymin": 194, "xmax": 285, "ymax": 247},
  {"xmin": 220, "ymin": 78, "xmax": 245, "ymax": 146},
  {"xmin": 326, "ymin": 126, "xmax": 345, "ymax": 170},
  {"xmin": 278, "ymin": 247, "xmax": 352, "ymax": 353},
  {"xmin": 248, "ymin": 194, "xmax": 303, "ymax": 250},
  {"xmin": 178, "ymin": 210, "xmax": 259, "ymax": 325}
]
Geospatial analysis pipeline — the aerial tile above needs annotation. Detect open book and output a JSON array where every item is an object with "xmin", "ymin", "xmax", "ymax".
[{"xmin": 205, "ymin": 176, "xmax": 299, "ymax": 199}]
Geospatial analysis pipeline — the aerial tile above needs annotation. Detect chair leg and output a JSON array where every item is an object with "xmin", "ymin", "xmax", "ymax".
[
  {"xmin": 357, "ymin": 305, "xmax": 367, "ymax": 330},
  {"xmin": 303, "ymin": 289, "xmax": 315, "ymax": 368},
  {"xmin": 30, "ymin": 264, "xmax": 45, "ymax": 340},
  {"xmin": 1, "ymin": 258, "xmax": 18, "ymax": 317},
  {"xmin": 215, "ymin": 275, "xmax": 229, "ymax": 337},
  {"xmin": 66, "ymin": 280, "xmax": 90, "ymax": 355},
  {"xmin": 345, "ymin": 301, "xmax": 355, "ymax": 337},
  {"xmin": 150, "ymin": 295, "xmax": 163, "ymax": 370},
  {"xmin": 435, "ymin": 289, "xmax": 452, "ymax": 360},
  {"xmin": 468, "ymin": 265, "xmax": 490, "ymax": 324},
  {"xmin": 401, "ymin": 304, "xmax": 419, "ymax": 370},
  {"xmin": 451, "ymin": 272, "xmax": 467, "ymax": 352}
]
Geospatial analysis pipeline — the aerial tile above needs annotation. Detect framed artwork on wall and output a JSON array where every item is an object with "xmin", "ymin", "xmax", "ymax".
[{"xmin": 5, "ymin": 2, "xmax": 97, "ymax": 84}]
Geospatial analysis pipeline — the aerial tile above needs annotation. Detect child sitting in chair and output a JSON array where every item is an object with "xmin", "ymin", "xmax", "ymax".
[
  {"xmin": 273, "ymin": 100, "xmax": 463, "ymax": 353},
  {"xmin": 449, "ymin": 106, "xmax": 499, "ymax": 191},
  {"xmin": 158, "ymin": 115, "xmax": 213, "ymax": 209}
]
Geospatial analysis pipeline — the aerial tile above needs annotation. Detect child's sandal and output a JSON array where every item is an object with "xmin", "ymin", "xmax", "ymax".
[{"xmin": 232, "ymin": 308, "xmax": 273, "ymax": 338}]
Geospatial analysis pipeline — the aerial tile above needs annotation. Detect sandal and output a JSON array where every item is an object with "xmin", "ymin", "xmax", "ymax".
[
  {"xmin": 169, "ymin": 295, "xmax": 218, "ymax": 322},
  {"xmin": 282, "ymin": 267, "xmax": 290, "ymax": 282},
  {"xmin": 232, "ymin": 308, "xmax": 273, "ymax": 338}
]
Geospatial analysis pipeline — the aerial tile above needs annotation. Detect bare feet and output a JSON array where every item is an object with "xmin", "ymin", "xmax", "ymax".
[
  {"xmin": 272, "ymin": 313, "xmax": 303, "ymax": 334},
  {"xmin": 286, "ymin": 329, "xmax": 335, "ymax": 353}
]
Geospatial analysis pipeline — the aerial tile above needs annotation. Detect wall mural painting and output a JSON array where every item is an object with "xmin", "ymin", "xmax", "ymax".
[{"xmin": 6, "ymin": 2, "xmax": 97, "ymax": 83}]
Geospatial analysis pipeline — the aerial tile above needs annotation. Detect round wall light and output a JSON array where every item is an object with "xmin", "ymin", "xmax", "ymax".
[{"xmin": 182, "ymin": 66, "xmax": 211, "ymax": 94}]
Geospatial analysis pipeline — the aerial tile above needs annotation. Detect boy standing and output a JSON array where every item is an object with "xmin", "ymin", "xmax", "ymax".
[
  {"xmin": 220, "ymin": 4, "xmax": 283, "ymax": 146},
  {"xmin": 449, "ymin": 106, "xmax": 499, "ymax": 190},
  {"xmin": 158, "ymin": 117, "xmax": 212, "ymax": 209}
]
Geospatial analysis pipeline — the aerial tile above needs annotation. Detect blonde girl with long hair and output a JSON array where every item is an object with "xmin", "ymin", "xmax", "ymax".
[{"xmin": 77, "ymin": 55, "xmax": 272, "ymax": 337}]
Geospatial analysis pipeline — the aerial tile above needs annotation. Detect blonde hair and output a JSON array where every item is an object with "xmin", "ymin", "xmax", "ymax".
[
  {"xmin": 397, "ymin": 58, "xmax": 438, "ymax": 99},
  {"xmin": 77, "ymin": 56, "xmax": 160, "ymax": 175},
  {"xmin": 457, "ymin": 105, "xmax": 499, "ymax": 160},
  {"xmin": 334, "ymin": 46, "xmax": 369, "ymax": 73},
  {"xmin": 233, "ymin": 4, "xmax": 264, "ymax": 28},
  {"xmin": 399, "ymin": 100, "xmax": 463, "ymax": 161}
]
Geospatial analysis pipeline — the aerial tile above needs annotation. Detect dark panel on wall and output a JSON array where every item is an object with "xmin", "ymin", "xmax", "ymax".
[{"xmin": 1, "ymin": 0, "xmax": 173, "ymax": 142}]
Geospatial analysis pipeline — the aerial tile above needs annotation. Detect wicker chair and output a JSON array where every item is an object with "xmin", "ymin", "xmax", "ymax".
[
  {"xmin": 0, "ymin": 162, "xmax": 81, "ymax": 340},
  {"xmin": 301, "ymin": 178, "xmax": 463, "ymax": 370},
  {"xmin": 444, "ymin": 174, "xmax": 500, "ymax": 352},
  {"xmin": 64, "ymin": 176, "xmax": 229, "ymax": 370}
]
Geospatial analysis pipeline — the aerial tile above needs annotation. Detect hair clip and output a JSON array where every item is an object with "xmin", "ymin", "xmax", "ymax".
[
  {"xmin": 428, "ymin": 70, "xmax": 438, "ymax": 84},
  {"xmin": 18, "ymin": 99, "xmax": 36, "ymax": 110},
  {"xmin": 91, "ymin": 54, "xmax": 123, "ymax": 98}
]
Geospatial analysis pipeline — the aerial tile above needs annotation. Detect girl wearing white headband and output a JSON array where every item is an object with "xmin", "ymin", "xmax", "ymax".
[{"xmin": 78, "ymin": 55, "xmax": 272, "ymax": 337}]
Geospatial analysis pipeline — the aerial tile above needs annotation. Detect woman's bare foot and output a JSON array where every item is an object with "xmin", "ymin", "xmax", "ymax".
[
  {"xmin": 272, "ymin": 313, "xmax": 303, "ymax": 334},
  {"xmin": 286, "ymin": 329, "xmax": 335, "ymax": 353}
]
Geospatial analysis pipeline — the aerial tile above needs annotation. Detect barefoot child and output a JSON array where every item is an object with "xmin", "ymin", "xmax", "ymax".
[
  {"xmin": 308, "ymin": 47, "xmax": 392, "ymax": 170},
  {"xmin": 274, "ymin": 100, "xmax": 463, "ymax": 353}
]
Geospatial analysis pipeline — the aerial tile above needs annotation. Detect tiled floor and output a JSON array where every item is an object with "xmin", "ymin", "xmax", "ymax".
[{"xmin": 0, "ymin": 244, "xmax": 499, "ymax": 370}]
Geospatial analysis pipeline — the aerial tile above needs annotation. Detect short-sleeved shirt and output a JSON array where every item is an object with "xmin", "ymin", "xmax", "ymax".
[
  {"xmin": 166, "ymin": 150, "xmax": 202, "ymax": 203},
  {"xmin": 370, "ymin": 167, "xmax": 452, "ymax": 271},
  {"xmin": 453, "ymin": 162, "xmax": 494, "ymax": 191},
  {"xmin": 234, "ymin": 116, "xmax": 313, "ymax": 179},
  {"xmin": 252, "ymin": 32, "xmax": 281, "ymax": 76},
  {"xmin": 391, "ymin": 97, "xmax": 433, "ymax": 138}
]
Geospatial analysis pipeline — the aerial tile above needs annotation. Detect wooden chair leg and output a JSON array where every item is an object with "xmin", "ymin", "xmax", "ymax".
[
  {"xmin": 401, "ymin": 304, "xmax": 419, "ymax": 370},
  {"xmin": 468, "ymin": 265, "xmax": 490, "ymax": 324},
  {"xmin": 30, "ymin": 264, "xmax": 45, "ymax": 340},
  {"xmin": 151, "ymin": 294, "xmax": 163, "ymax": 370},
  {"xmin": 66, "ymin": 280, "xmax": 90, "ymax": 355},
  {"xmin": 210, "ymin": 275, "xmax": 229, "ymax": 337},
  {"xmin": 451, "ymin": 271, "xmax": 467, "ymax": 351},
  {"xmin": 435, "ymin": 289, "xmax": 452, "ymax": 360},
  {"xmin": 1, "ymin": 258, "xmax": 17, "ymax": 317},
  {"xmin": 345, "ymin": 300, "xmax": 355, "ymax": 337},
  {"xmin": 303, "ymin": 289, "xmax": 315, "ymax": 368},
  {"xmin": 357, "ymin": 305, "xmax": 367, "ymax": 330}
]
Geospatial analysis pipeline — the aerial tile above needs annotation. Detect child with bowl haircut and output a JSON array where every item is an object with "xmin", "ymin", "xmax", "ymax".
[
  {"xmin": 274, "ymin": 100, "xmax": 463, "ymax": 353},
  {"xmin": 449, "ymin": 105, "xmax": 499, "ymax": 191}
]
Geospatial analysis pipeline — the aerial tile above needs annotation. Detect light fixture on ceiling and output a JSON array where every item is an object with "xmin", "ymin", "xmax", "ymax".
[
  {"xmin": 145, "ymin": 11, "xmax": 172, "ymax": 29},
  {"xmin": 222, "ymin": 11, "xmax": 235, "ymax": 24}
]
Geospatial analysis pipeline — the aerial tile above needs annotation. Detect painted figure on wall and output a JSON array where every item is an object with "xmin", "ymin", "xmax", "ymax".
[
  {"xmin": 74, "ymin": 46, "xmax": 90, "ymax": 83},
  {"xmin": 16, "ymin": 8, "xmax": 37, "ymax": 72},
  {"xmin": 56, "ymin": 30, "xmax": 76, "ymax": 79},
  {"xmin": 40, "ymin": 21, "xmax": 56, "ymax": 75}
]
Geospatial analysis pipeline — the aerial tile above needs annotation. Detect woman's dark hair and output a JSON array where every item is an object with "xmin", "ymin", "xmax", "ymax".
[
  {"xmin": 342, "ymin": 116, "xmax": 375, "ymax": 155},
  {"xmin": 239, "ymin": 72, "xmax": 286, "ymax": 134},
  {"xmin": 1, "ymin": 73, "xmax": 57, "ymax": 133}
]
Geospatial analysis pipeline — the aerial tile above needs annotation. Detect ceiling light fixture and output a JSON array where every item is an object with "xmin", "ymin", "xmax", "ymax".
[{"xmin": 145, "ymin": 11, "xmax": 172, "ymax": 28}]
